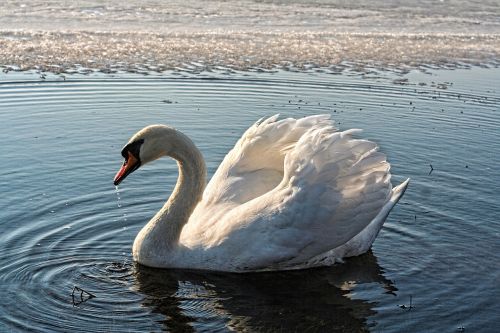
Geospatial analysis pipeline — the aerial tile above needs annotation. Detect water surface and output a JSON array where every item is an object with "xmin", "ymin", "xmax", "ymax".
[{"xmin": 0, "ymin": 68, "xmax": 499, "ymax": 332}]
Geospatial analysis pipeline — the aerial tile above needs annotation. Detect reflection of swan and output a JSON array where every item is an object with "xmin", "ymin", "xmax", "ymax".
[
  {"xmin": 114, "ymin": 115, "xmax": 409, "ymax": 271},
  {"xmin": 134, "ymin": 251, "xmax": 395, "ymax": 332}
]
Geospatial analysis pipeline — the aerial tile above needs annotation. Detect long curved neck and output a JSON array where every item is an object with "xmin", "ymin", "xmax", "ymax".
[
  {"xmin": 161, "ymin": 135, "xmax": 206, "ymax": 245},
  {"xmin": 133, "ymin": 130, "xmax": 206, "ymax": 264}
]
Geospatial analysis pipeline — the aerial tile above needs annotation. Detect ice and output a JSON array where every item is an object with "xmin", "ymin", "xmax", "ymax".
[{"xmin": 0, "ymin": 0, "xmax": 499, "ymax": 73}]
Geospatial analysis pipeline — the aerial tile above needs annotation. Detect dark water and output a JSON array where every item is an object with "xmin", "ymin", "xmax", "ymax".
[{"xmin": 0, "ymin": 68, "xmax": 499, "ymax": 332}]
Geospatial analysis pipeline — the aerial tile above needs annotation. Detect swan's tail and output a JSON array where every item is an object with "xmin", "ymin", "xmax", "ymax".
[
  {"xmin": 285, "ymin": 178, "xmax": 410, "ymax": 269},
  {"xmin": 341, "ymin": 178, "xmax": 410, "ymax": 257},
  {"xmin": 391, "ymin": 178, "xmax": 410, "ymax": 205}
]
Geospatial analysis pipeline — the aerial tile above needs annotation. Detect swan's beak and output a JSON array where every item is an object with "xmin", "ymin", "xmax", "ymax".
[{"xmin": 114, "ymin": 151, "xmax": 140, "ymax": 186}]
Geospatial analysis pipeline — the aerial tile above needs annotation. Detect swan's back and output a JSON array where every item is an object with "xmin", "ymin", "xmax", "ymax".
[{"xmin": 180, "ymin": 115, "xmax": 407, "ymax": 271}]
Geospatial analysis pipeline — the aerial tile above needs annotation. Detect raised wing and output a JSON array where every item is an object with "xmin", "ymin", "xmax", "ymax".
[
  {"xmin": 201, "ymin": 114, "xmax": 335, "ymax": 206},
  {"xmin": 182, "ymin": 115, "xmax": 335, "ymax": 245},
  {"xmin": 183, "ymin": 115, "xmax": 395, "ymax": 270},
  {"xmin": 276, "ymin": 127, "xmax": 393, "ymax": 265},
  {"xmin": 204, "ymin": 125, "xmax": 394, "ymax": 270}
]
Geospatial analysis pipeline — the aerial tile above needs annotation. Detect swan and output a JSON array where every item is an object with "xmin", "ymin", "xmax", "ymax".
[{"xmin": 114, "ymin": 115, "xmax": 409, "ymax": 272}]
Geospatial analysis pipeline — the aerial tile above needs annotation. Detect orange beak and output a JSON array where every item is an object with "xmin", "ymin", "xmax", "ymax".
[{"xmin": 114, "ymin": 151, "xmax": 139, "ymax": 186}]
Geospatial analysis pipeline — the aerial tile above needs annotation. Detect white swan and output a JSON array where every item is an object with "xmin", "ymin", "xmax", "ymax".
[{"xmin": 114, "ymin": 115, "xmax": 409, "ymax": 272}]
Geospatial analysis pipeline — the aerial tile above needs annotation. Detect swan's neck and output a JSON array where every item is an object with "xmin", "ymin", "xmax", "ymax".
[{"xmin": 133, "ymin": 131, "xmax": 206, "ymax": 265}]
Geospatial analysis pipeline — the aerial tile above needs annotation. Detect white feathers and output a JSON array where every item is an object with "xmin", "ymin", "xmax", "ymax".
[
  {"xmin": 129, "ymin": 114, "xmax": 409, "ymax": 271},
  {"xmin": 201, "ymin": 114, "xmax": 334, "ymax": 205}
]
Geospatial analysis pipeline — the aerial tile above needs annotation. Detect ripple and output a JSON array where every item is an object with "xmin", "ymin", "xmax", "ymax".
[{"xmin": 0, "ymin": 69, "xmax": 499, "ymax": 331}]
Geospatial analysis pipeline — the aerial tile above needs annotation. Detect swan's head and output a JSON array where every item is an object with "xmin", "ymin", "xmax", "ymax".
[{"xmin": 114, "ymin": 125, "xmax": 176, "ymax": 186}]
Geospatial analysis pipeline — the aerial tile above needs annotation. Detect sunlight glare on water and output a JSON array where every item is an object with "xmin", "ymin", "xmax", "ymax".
[{"xmin": 0, "ymin": 0, "xmax": 499, "ymax": 72}]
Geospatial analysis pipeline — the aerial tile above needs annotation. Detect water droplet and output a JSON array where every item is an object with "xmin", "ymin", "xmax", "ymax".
[
  {"xmin": 115, "ymin": 185, "xmax": 128, "ymax": 223},
  {"xmin": 115, "ymin": 186, "xmax": 122, "ymax": 208}
]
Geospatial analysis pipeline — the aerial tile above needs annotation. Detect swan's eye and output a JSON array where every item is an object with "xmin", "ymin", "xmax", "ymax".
[
  {"xmin": 121, "ymin": 148, "xmax": 128, "ymax": 160},
  {"xmin": 121, "ymin": 139, "xmax": 144, "ymax": 161}
]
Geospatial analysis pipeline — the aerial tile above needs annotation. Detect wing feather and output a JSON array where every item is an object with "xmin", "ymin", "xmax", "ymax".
[
  {"xmin": 215, "ymin": 123, "xmax": 393, "ymax": 268},
  {"xmin": 182, "ymin": 115, "xmax": 397, "ymax": 270},
  {"xmin": 202, "ymin": 114, "xmax": 336, "ymax": 205}
]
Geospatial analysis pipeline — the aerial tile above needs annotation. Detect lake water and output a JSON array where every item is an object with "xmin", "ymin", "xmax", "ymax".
[
  {"xmin": 1, "ymin": 0, "xmax": 499, "ymax": 332},
  {"xmin": 0, "ymin": 68, "xmax": 499, "ymax": 332}
]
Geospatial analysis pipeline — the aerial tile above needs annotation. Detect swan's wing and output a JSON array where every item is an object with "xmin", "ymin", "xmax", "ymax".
[
  {"xmin": 274, "ymin": 127, "xmax": 393, "ymax": 265},
  {"xmin": 204, "ymin": 126, "xmax": 394, "ymax": 270},
  {"xmin": 201, "ymin": 114, "xmax": 335, "ymax": 206},
  {"xmin": 182, "ymin": 115, "xmax": 335, "ymax": 246}
]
